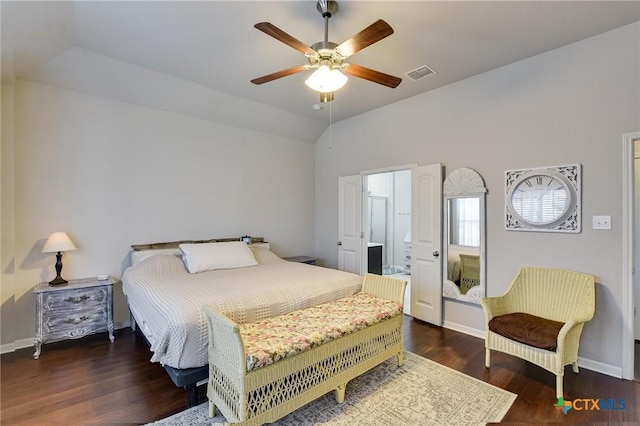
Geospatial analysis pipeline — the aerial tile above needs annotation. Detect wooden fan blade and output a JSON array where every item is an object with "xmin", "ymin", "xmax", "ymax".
[
  {"xmin": 254, "ymin": 22, "xmax": 316, "ymax": 56},
  {"xmin": 344, "ymin": 63, "xmax": 402, "ymax": 88},
  {"xmin": 335, "ymin": 19, "xmax": 394, "ymax": 58},
  {"xmin": 251, "ymin": 65, "xmax": 308, "ymax": 85}
]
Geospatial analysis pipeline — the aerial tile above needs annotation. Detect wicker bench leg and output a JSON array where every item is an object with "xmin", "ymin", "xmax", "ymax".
[
  {"xmin": 334, "ymin": 384, "xmax": 346, "ymax": 403},
  {"xmin": 397, "ymin": 351, "xmax": 404, "ymax": 367},
  {"xmin": 485, "ymin": 348, "xmax": 491, "ymax": 368},
  {"xmin": 208, "ymin": 401, "xmax": 216, "ymax": 418}
]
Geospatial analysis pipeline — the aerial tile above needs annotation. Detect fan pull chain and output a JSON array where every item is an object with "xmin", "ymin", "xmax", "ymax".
[{"xmin": 328, "ymin": 99, "xmax": 333, "ymax": 150}]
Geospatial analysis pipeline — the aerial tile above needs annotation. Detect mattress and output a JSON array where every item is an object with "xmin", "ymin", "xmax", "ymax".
[{"xmin": 121, "ymin": 247, "xmax": 363, "ymax": 369}]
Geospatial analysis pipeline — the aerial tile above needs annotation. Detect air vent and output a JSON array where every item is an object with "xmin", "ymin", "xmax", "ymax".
[{"xmin": 405, "ymin": 65, "xmax": 436, "ymax": 81}]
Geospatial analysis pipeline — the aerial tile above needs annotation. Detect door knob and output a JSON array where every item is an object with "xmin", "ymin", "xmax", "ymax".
[
  {"xmin": 433, "ymin": 251, "xmax": 440, "ymax": 257},
  {"xmin": 337, "ymin": 241, "xmax": 342, "ymax": 246}
]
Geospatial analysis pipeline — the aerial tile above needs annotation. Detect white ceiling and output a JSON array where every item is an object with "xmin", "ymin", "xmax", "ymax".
[{"xmin": 3, "ymin": 1, "xmax": 640, "ymax": 143}]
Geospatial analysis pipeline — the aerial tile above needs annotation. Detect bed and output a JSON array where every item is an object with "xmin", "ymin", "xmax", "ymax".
[{"xmin": 121, "ymin": 239, "xmax": 363, "ymax": 405}]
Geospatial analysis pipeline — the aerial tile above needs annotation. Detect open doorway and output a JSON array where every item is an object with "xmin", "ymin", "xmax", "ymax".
[
  {"xmin": 365, "ymin": 169, "xmax": 411, "ymax": 276},
  {"xmin": 364, "ymin": 169, "xmax": 412, "ymax": 312},
  {"xmin": 339, "ymin": 163, "xmax": 442, "ymax": 323}
]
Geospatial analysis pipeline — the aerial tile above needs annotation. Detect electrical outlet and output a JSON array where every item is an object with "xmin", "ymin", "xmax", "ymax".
[{"xmin": 592, "ymin": 215, "xmax": 612, "ymax": 230}]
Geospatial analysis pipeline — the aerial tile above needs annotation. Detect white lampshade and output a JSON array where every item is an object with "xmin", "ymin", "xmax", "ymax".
[
  {"xmin": 42, "ymin": 232, "xmax": 76, "ymax": 253},
  {"xmin": 305, "ymin": 65, "xmax": 348, "ymax": 93}
]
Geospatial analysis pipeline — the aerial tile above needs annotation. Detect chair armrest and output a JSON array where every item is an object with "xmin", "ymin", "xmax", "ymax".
[
  {"xmin": 480, "ymin": 296, "xmax": 512, "ymax": 321},
  {"xmin": 557, "ymin": 320, "xmax": 577, "ymax": 343},
  {"xmin": 556, "ymin": 318, "xmax": 589, "ymax": 354}
]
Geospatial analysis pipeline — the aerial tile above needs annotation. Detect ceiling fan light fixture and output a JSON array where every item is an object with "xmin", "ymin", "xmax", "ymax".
[{"xmin": 305, "ymin": 65, "xmax": 348, "ymax": 93}]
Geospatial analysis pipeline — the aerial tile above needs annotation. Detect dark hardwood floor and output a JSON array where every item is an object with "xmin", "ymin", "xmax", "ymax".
[{"xmin": 1, "ymin": 317, "xmax": 638, "ymax": 425}]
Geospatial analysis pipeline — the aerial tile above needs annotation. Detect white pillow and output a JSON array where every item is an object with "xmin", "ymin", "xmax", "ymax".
[
  {"xmin": 131, "ymin": 248, "xmax": 183, "ymax": 265},
  {"xmin": 179, "ymin": 241, "xmax": 258, "ymax": 273},
  {"xmin": 249, "ymin": 246, "xmax": 285, "ymax": 265}
]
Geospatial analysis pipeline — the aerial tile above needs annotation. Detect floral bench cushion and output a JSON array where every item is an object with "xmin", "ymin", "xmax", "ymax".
[{"xmin": 239, "ymin": 292, "xmax": 403, "ymax": 371}]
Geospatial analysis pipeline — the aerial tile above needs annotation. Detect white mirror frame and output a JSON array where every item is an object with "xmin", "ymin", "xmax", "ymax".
[{"xmin": 442, "ymin": 167, "xmax": 487, "ymax": 304}]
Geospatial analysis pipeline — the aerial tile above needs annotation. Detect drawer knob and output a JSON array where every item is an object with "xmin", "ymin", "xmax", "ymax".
[{"xmin": 65, "ymin": 295, "xmax": 90, "ymax": 303}]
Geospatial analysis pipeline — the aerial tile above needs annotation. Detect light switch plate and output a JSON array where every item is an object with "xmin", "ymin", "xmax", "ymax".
[{"xmin": 592, "ymin": 215, "xmax": 612, "ymax": 230}]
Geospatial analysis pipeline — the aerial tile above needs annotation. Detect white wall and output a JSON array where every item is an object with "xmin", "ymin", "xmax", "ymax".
[
  {"xmin": 1, "ymin": 82, "xmax": 16, "ymax": 347},
  {"xmin": 315, "ymin": 23, "xmax": 640, "ymax": 370},
  {"xmin": 4, "ymin": 79, "xmax": 316, "ymax": 345}
]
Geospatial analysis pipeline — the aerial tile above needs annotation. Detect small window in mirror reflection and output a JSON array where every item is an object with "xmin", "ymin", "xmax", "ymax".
[{"xmin": 449, "ymin": 198, "xmax": 480, "ymax": 246}]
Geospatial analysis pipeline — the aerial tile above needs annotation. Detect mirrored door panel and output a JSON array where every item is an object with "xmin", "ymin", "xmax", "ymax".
[{"xmin": 442, "ymin": 168, "xmax": 487, "ymax": 304}]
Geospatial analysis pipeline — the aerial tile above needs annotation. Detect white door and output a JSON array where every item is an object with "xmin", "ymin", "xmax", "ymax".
[
  {"xmin": 410, "ymin": 163, "xmax": 443, "ymax": 324},
  {"xmin": 634, "ymin": 156, "xmax": 640, "ymax": 339},
  {"xmin": 338, "ymin": 175, "xmax": 363, "ymax": 274}
]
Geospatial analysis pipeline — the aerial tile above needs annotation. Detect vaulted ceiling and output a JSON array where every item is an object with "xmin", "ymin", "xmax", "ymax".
[{"xmin": 3, "ymin": 1, "xmax": 639, "ymax": 143}]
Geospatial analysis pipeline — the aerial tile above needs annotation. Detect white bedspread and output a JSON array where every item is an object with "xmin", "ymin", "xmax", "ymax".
[{"xmin": 121, "ymin": 249, "xmax": 362, "ymax": 369}]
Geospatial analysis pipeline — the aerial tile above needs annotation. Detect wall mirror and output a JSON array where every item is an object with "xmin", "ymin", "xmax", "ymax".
[{"xmin": 442, "ymin": 168, "xmax": 487, "ymax": 304}]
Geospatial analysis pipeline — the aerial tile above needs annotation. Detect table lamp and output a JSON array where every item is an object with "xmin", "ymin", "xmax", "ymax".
[{"xmin": 42, "ymin": 232, "xmax": 76, "ymax": 286}]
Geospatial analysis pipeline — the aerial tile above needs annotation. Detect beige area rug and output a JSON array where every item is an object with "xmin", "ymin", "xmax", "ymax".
[{"xmin": 149, "ymin": 351, "xmax": 516, "ymax": 426}]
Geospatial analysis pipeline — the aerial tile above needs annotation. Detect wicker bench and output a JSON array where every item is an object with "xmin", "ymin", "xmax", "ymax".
[{"xmin": 203, "ymin": 273, "xmax": 406, "ymax": 426}]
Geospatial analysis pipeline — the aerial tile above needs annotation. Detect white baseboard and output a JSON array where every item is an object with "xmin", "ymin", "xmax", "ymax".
[
  {"xmin": 442, "ymin": 320, "xmax": 485, "ymax": 340},
  {"xmin": 577, "ymin": 355, "xmax": 622, "ymax": 378},
  {"xmin": 441, "ymin": 320, "xmax": 623, "ymax": 379},
  {"xmin": 0, "ymin": 337, "xmax": 34, "ymax": 355},
  {"xmin": 0, "ymin": 321, "xmax": 131, "ymax": 355}
]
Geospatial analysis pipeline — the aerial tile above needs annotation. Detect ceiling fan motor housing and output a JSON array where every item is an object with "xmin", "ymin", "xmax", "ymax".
[{"xmin": 308, "ymin": 41, "xmax": 344, "ymax": 70}]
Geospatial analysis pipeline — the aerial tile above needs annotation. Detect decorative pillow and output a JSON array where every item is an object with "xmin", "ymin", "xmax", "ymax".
[
  {"xmin": 130, "ymin": 248, "xmax": 183, "ymax": 265},
  {"xmin": 249, "ymin": 246, "xmax": 284, "ymax": 265},
  {"xmin": 179, "ymin": 241, "xmax": 258, "ymax": 273}
]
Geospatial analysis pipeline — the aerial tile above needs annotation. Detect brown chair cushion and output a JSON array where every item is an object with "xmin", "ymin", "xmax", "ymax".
[{"xmin": 488, "ymin": 312, "xmax": 564, "ymax": 351}]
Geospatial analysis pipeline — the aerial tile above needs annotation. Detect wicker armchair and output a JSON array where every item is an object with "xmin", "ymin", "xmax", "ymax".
[
  {"xmin": 459, "ymin": 254, "xmax": 480, "ymax": 294},
  {"xmin": 480, "ymin": 267, "xmax": 595, "ymax": 398}
]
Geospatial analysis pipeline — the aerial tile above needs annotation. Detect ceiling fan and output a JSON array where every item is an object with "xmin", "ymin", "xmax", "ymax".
[{"xmin": 251, "ymin": 0, "xmax": 402, "ymax": 103}]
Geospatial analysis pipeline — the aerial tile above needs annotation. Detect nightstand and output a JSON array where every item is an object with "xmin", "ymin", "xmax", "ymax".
[
  {"xmin": 283, "ymin": 256, "xmax": 318, "ymax": 265},
  {"xmin": 33, "ymin": 277, "xmax": 115, "ymax": 359}
]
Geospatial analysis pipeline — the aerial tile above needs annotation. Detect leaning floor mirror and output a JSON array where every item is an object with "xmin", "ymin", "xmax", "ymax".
[{"xmin": 442, "ymin": 167, "xmax": 487, "ymax": 304}]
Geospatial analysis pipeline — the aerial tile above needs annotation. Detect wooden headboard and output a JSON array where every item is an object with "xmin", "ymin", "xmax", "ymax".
[{"xmin": 131, "ymin": 237, "xmax": 264, "ymax": 251}]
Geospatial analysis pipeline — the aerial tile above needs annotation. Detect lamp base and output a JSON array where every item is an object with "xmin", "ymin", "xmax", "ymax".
[
  {"xmin": 49, "ymin": 276, "xmax": 68, "ymax": 286},
  {"xmin": 49, "ymin": 251, "xmax": 68, "ymax": 286}
]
